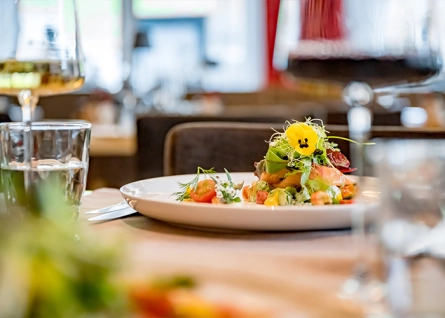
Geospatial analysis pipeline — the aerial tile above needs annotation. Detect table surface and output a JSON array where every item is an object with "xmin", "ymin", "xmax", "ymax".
[{"xmin": 80, "ymin": 188, "xmax": 371, "ymax": 317}]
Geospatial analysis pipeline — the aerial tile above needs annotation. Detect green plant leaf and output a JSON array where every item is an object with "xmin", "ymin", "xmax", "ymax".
[{"xmin": 265, "ymin": 148, "xmax": 289, "ymax": 174}]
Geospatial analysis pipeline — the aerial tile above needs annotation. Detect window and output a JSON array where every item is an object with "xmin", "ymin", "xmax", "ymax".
[
  {"xmin": 25, "ymin": 0, "xmax": 265, "ymax": 94},
  {"xmin": 131, "ymin": 0, "xmax": 266, "ymax": 95},
  {"xmin": 77, "ymin": 0, "xmax": 123, "ymax": 93}
]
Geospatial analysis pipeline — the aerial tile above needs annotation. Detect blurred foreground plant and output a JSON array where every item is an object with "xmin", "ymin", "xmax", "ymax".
[{"xmin": 0, "ymin": 215, "xmax": 130, "ymax": 318}]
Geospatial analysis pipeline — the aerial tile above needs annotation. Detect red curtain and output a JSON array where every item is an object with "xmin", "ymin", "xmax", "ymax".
[
  {"xmin": 301, "ymin": 0, "xmax": 344, "ymax": 40},
  {"xmin": 265, "ymin": 0, "xmax": 281, "ymax": 85},
  {"xmin": 265, "ymin": 0, "xmax": 344, "ymax": 86}
]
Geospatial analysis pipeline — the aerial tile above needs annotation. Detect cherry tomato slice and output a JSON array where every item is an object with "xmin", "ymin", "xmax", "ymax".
[
  {"xmin": 190, "ymin": 179, "xmax": 217, "ymax": 203},
  {"xmin": 256, "ymin": 190, "xmax": 269, "ymax": 205}
]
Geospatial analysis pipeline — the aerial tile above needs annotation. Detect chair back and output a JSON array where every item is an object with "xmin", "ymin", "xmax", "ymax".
[
  {"xmin": 137, "ymin": 115, "xmax": 293, "ymax": 178},
  {"xmin": 164, "ymin": 121, "xmax": 286, "ymax": 175}
]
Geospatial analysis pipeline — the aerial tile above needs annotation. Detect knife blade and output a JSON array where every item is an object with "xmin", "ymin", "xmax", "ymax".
[
  {"xmin": 85, "ymin": 201, "xmax": 128, "ymax": 214},
  {"xmin": 87, "ymin": 207, "xmax": 137, "ymax": 221}
]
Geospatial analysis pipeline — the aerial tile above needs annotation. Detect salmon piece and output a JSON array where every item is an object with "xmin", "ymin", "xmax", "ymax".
[
  {"xmin": 260, "ymin": 168, "xmax": 290, "ymax": 184},
  {"xmin": 273, "ymin": 172, "xmax": 302, "ymax": 188},
  {"xmin": 309, "ymin": 164, "xmax": 355, "ymax": 187},
  {"xmin": 260, "ymin": 168, "xmax": 303, "ymax": 188},
  {"xmin": 259, "ymin": 164, "xmax": 354, "ymax": 189}
]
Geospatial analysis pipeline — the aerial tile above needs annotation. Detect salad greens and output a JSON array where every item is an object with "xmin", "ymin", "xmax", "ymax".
[
  {"xmin": 265, "ymin": 118, "xmax": 335, "ymax": 176},
  {"xmin": 252, "ymin": 118, "xmax": 363, "ymax": 206}
]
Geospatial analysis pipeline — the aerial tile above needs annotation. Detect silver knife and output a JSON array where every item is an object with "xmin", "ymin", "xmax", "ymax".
[
  {"xmin": 87, "ymin": 207, "xmax": 137, "ymax": 221},
  {"xmin": 85, "ymin": 201, "xmax": 129, "ymax": 214}
]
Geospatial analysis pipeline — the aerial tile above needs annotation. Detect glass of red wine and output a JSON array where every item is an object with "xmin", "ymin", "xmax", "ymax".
[{"xmin": 274, "ymin": 0, "xmax": 443, "ymax": 308}]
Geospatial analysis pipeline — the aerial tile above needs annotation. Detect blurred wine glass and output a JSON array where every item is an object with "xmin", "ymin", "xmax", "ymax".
[
  {"xmin": 0, "ymin": 0, "xmax": 84, "ymax": 204},
  {"xmin": 274, "ymin": 0, "xmax": 443, "ymax": 307}
]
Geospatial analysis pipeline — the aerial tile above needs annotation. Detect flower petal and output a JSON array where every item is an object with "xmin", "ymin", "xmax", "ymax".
[{"xmin": 285, "ymin": 123, "xmax": 318, "ymax": 156}]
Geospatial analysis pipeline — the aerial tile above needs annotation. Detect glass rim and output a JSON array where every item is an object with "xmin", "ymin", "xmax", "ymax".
[{"xmin": 0, "ymin": 121, "xmax": 92, "ymax": 130}]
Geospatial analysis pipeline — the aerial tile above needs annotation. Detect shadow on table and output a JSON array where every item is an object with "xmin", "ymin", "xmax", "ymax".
[{"xmin": 121, "ymin": 215, "xmax": 351, "ymax": 241}]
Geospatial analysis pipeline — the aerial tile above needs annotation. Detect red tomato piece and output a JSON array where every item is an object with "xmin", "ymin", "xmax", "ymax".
[
  {"xmin": 256, "ymin": 190, "xmax": 269, "ymax": 205},
  {"xmin": 190, "ymin": 179, "xmax": 217, "ymax": 203},
  {"xmin": 340, "ymin": 199, "xmax": 354, "ymax": 204}
]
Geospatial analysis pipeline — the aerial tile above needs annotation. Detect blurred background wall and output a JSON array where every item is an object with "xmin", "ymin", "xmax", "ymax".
[
  {"xmin": 2, "ymin": 0, "xmax": 445, "ymax": 127},
  {"xmin": 2, "ymin": 0, "xmax": 445, "ymax": 189}
]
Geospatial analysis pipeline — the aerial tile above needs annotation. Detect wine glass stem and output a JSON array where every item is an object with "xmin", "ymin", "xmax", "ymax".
[
  {"xmin": 343, "ymin": 81, "xmax": 374, "ymax": 294},
  {"xmin": 18, "ymin": 90, "xmax": 38, "ymax": 196},
  {"xmin": 348, "ymin": 104, "xmax": 372, "ymax": 281},
  {"xmin": 351, "ymin": 133, "xmax": 368, "ymax": 276}
]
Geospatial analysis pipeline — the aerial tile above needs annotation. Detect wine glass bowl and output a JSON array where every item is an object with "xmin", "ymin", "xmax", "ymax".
[
  {"xmin": 275, "ymin": 0, "xmax": 443, "ymax": 90},
  {"xmin": 0, "ymin": 59, "xmax": 84, "ymax": 98},
  {"xmin": 0, "ymin": 0, "xmax": 84, "ymax": 103}
]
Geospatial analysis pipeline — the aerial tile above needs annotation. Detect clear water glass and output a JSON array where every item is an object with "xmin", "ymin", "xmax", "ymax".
[
  {"xmin": 0, "ymin": 0, "xmax": 85, "ymax": 210},
  {"xmin": 0, "ymin": 122, "xmax": 91, "ymax": 222},
  {"xmin": 372, "ymin": 139, "xmax": 445, "ymax": 317}
]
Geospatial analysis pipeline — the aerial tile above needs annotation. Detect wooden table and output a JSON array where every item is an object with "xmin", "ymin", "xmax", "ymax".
[{"xmin": 80, "ymin": 188, "xmax": 370, "ymax": 317}]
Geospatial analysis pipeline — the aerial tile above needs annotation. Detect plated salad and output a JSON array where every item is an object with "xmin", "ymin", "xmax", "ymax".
[
  {"xmin": 244, "ymin": 118, "xmax": 357, "ymax": 206},
  {"xmin": 174, "ymin": 119, "xmax": 360, "ymax": 206}
]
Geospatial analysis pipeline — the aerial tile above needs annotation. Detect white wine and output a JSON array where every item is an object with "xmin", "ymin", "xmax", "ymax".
[
  {"xmin": 1, "ymin": 160, "xmax": 88, "ymax": 220},
  {"xmin": 0, "ymin": 60, "xmax": 85, "ymax": 96}
]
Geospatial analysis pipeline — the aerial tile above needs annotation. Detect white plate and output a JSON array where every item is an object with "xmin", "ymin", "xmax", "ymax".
[{"xmin": 120, "ymin": 173, "xmax": 380, "ymax": 231}]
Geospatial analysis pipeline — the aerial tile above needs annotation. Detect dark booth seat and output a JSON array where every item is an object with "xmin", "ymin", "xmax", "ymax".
[
  {"xmin": 136, "ymin": 115, "xmax": 296, "ymax": 179},
  {"xmin": 163, "ymin": 122, "xmax": 350, "ymax": 176},
  {"xmin": 162, "ymin": 122, "xmax": 445, "ymax": 177}
]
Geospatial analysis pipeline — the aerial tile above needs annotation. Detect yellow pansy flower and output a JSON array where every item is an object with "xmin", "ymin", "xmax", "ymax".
[{"xmin": 285, "ymin": 123, "xmax": 318, "ymax": 156}]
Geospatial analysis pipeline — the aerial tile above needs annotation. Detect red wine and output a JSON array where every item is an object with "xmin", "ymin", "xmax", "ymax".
[{"xmin": 287, "ymin": 57, "xmax": 441, "ymax": 87}]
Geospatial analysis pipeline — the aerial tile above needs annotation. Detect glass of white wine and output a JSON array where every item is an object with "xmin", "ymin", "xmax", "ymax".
[{"xmin": 0, "ymin": 0, "xmax": 84, "ymax": 210}]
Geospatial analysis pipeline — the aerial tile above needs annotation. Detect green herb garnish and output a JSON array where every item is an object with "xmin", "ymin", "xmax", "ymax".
[
  {"xmin": 211, "ymin": 169, "xmax": 243, "ymax": 204},
  {"xmin": 173, "ymin": 167, "xmax": 217, "ymax": 201}
]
